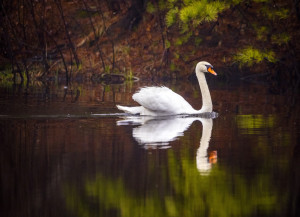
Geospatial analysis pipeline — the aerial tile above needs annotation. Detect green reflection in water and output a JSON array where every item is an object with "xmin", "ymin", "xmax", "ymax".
[
  {"xmin": 236, "ymin": 114, "xmax": 275, "ymax": 134},
  {"xmin": 167, "ymin": 149, "xmax": 280, "ymax": 217},
  {"xmin": 64, "ymin": 149, "xmax": 284, "ymax": 217}
]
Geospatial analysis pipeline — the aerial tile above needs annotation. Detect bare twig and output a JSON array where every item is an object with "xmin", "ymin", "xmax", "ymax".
[
  {"xmin": 82, "ymin": 0, "xmax": 106, "ymax": 72},
  {"xmin": 54, "ymin": 0, "xmax": 80, "ymax": 68}
]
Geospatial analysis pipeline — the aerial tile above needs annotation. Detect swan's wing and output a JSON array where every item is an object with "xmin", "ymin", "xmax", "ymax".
[{"xmin": 132, "ymin": 87, "xmax": 195, "ymax": 114}]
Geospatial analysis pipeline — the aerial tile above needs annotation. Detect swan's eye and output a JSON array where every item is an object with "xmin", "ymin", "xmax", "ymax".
[{"xmin": 205, "ymin": 65, "xmax": 212, "ymax": 70}]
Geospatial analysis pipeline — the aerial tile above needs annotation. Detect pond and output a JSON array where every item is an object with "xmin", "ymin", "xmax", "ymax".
[{"xmin": 0, "ymin": 77, "xmax": 299, "ymax": 217}]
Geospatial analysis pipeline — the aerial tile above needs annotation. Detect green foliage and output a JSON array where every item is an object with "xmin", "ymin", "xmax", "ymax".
[
  {"xmin": 254, "ymin": 25, "xmax": 269, "ymax": 41},
  {"xmin": 78, "ymin": 63, "xmax": 82, "ymax": 71},
  {"xmin": 179, "ymin": 0, "xmax": 227, "ymax": 25},
  {"xmin": 175, "ymin": 32, "xmax": 192, "ymax": 46},
  {"xmin": 76, "ymin": 10, "xmax": 97, "ymax": 18},
  {"xmin": 0, "ymin": 67, "xmax": 14, "ymax": 86},
  {"xmin": 229, "ymin": 0, "xmax": 244, "ymax": 4},
  {"xmin": 105, "ymin": 65, "xmax": 110, "ymax": 73},
  {"xmin": 261, "ymin": 6, "xmax": 289, "ymax": 20},
  {"xmin": 162, "ymin": 0, "xmax": 231, "ymax": 48},
  {"xmin": 161, "ymin": 0, "xmax": 233, "ymax": 30},
  {"xmin": 174, "ymin": 52, "xmax": 180, "ymax": 59},
  {"xmin": 203, "ymin": 4, "xmax": 219, "ymax": 22},
  {"xmin": 179, "ymin": 1, "xmax": 205, "ymax": 24},
  {"xmin": 170, "ymin": 62, "xmax": 177, "ymax": 71},
  {"xmin": 165, "ymin": 39, "xmax": 171, "ymax": 48},
  {"xmin": 126, "ymin": 68, "xmax": 134, "ymax": 81},
  {"xmin": 22, "ymin": 71, "xmax": 27, "ymax": 84},
  {"xmin": 273, "ymin": 8, "xmax": 289, "ymax": 19},
  {"xmin": 253, "ymin": 0, "xmax": 270, "ymax": 2},
  {"xmin": 234, "ymin": 47, "xmax": 277, "ymax": 66},
  {"xmin": 147, "ymin": 0, "xmax": 292, "ymax": 67},
  {"xmin": 179, "ymin": 23, "xmax": 189, "ymax": 34},
  {"xmin": 105, "ymin": 85, "xmax": 110, "ymax": 92},
  {"xmin": 182, "ymin": 0, "xmax": 192, "ymax": 4},
  {"xmin": 158, "ymin": 0, "xmax": 167, "ymax": 10},
  {"xmin": 271, "ymin": 33, "xmax": 290, "ymax": 45},
  {"xmin": 146, "ymin": 2, "xmax": 156, "ymax": 14},
  {"xmin": 194, "ymin": 37, "xmax": 203, "ymax": 46},
  {"xmin": 175, "ymin": 38, "xmax": 183, "ymax": 46},
  {"xmin": 166, "ymin": 7, "xmax": 179, "ymax": 27},
  {"xmin": 122, "ymin": 45, "xmax": 131, "ymax": 55}
]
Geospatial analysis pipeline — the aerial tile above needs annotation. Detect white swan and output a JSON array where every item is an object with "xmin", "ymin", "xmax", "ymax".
[{"xmin": 116, "ymin": 61, "xmax": 217, "ymax": 116}]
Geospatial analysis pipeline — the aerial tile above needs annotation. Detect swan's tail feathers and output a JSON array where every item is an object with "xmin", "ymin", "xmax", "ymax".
[{"xmin": 116, "ymin": 105, "xmax": 142, "ymax": 115}]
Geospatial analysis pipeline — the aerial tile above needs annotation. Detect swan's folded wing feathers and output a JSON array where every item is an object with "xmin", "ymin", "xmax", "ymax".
[{"xmin": 132, "ymin": 87, "xmax": 194, "ymax": 114}]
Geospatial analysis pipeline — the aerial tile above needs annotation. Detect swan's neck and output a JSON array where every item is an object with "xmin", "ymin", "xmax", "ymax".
[{"xmin": 196, "ymin": 72, "xmax": 213, "ymax": 113}]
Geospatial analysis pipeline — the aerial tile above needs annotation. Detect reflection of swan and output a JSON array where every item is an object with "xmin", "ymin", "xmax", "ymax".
[
  {"xmin": 196, "ymin": 118, "xmax": 217, "ymax": 174},
  {"xmin": 117, "ymin": 116, "xmax": 217, "ymax": 173},
  {"xmin": 117, "ymin": 61, "xmax": 217, "ymax": 116},
  {"xmin": 118, "ymin": 116, "xmax": 200, "ymax": 148}
]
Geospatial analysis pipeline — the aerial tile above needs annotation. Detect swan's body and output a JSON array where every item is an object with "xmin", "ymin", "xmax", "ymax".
[{"xmin": 117, "ymin": 61, "xmax": 217, "ymax": 116}]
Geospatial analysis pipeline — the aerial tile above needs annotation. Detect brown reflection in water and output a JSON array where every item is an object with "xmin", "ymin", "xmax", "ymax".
[
  {"xmin": 0, "ymin": 117, "xmax": 140, "ymax": 217},
  {"xmin": 0, "ymin": 80, "xmax": 299, "ymax": 217}
]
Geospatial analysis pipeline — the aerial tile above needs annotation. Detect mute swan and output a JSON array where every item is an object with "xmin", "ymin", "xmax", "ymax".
[{"xmin": 117, "ymin": 61, "xmax": 217, "ymax": 116}]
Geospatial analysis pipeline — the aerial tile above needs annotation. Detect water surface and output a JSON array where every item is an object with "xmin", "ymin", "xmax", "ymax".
[{"xmin": 0, "ymin": 79, "xmax": 299, "ymax": 217}]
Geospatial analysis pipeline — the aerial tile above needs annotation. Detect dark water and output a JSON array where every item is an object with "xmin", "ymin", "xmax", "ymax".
[{"xmin": 0, "ymin": 79, "xmax": 299, "ymax": 217}]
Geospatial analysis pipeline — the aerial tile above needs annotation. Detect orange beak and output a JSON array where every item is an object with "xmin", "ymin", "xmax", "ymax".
[{"xmin": 208, "ymin": 67, "xmax": 217, "ymax": 76}]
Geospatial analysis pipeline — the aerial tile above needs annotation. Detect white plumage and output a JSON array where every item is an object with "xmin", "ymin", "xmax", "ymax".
[{"xmin": 117, "ymin": 61, "xmax": 217, "ymax": 116}]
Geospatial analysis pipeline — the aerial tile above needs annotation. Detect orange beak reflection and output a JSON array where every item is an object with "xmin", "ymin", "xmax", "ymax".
[
  {"xmin": 208, "ymin": 67, "xmax": 217, "ymax": 76},
  {"xmin": 208, "ymin": 150, "xmax": 218, "ymax": 164}
]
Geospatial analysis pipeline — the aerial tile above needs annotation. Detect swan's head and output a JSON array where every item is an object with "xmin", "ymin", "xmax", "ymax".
[{"xmin": 196, "ymin": 61, "xmax": 217, "ymax": 76}]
